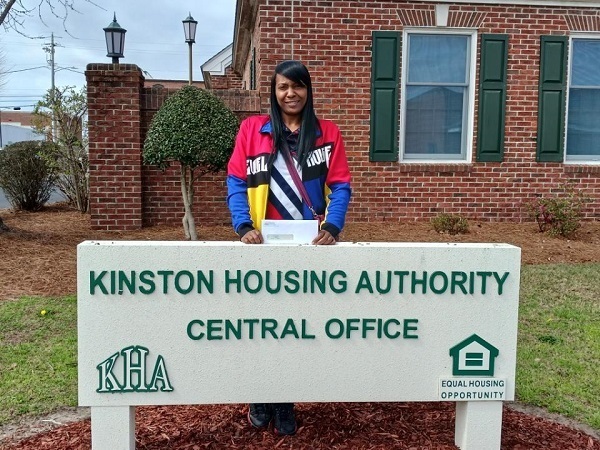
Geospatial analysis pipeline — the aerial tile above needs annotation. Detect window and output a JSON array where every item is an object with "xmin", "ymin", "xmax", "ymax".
[
  {"xmin": 566, "ymin": 37, "xmax": 600, "ymax": 162},
  {"xmin": 400, "ymin": 31, "xmax": 476, "ymax": 162}
]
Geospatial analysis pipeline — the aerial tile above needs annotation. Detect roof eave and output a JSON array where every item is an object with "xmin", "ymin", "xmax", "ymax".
[{"xmin": 232, "ymin": 0, "xmax": 258, "ymax": 75}]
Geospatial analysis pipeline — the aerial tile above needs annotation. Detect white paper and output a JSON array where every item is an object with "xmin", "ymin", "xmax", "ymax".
[{"xmin": 261, "ymin": 219, "xmax": 319, "ymax": 244}]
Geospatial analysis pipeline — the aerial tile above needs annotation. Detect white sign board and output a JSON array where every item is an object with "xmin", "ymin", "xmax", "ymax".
[{"xmin": 77, "ymin": 241, "xmax": 521, "ymax": 450}]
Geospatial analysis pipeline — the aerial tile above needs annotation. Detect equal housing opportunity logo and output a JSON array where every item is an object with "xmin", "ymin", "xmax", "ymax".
[
  {"xmin": 439, "ymin": 334, "xmax": 506, "ymax": 401},
  {"xmin": 450, "ymin": 334, "xmax": 499, "ymax": 376}
]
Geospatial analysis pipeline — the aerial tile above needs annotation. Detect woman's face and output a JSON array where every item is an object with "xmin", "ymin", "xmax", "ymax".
[{"xmin": 274, "ymin": 73, "xmax": 308, "ymax": 123}]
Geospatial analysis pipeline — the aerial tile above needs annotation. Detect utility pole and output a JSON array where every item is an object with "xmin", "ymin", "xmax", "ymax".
[
  {"xmin": 43, "ymin": 33, "xmax": 57, "ymax": 142},
  {"xmin": 51, "ymin": 33, "xmax": 55, "ymax": 94}
]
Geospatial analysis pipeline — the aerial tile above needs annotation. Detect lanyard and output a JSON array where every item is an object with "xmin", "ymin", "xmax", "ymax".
[{"xmin": 280, "ymin": 142, "xmax": 321, "ymax": 221}]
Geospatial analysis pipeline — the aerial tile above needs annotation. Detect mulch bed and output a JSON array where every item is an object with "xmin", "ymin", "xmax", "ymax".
[{"xmin": 1, "ymin": 403, "xmax": 599, "ymax": 449}]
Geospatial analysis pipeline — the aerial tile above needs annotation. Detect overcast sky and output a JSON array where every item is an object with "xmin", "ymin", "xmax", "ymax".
[{"xmin": 0, "ymin": 0, "xmax": 237, "ymax": 111}]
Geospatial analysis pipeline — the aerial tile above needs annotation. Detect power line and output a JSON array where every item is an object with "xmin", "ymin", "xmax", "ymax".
[
  {"xmin": 3, "ymin": 37, "xmax": 230, "ymax": 50},
  {"xmin": 3, "ymin": 66, "xmax": 48, "ymax": 74},
  {"xmin": 0, "ymin": 104, "xmax": 36, "ymax": 108},
  {"xmin": 58, "ymin": 67, "xmax": 84, "ymax": 75}
]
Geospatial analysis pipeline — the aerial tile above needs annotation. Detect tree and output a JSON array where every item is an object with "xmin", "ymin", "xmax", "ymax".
[
  {"xmin": 143, "ymin": 85, "xmax": 239, "ymax": 240},
  {"xmin": 32, "ymin": 85, "xmax": 89, "ymax": 212},
  {"xmin": 0, "ymin": 0, "xmax": 98, "ymax": 32}
]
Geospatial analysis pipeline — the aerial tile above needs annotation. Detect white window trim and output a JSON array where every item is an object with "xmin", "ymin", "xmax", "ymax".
[
  {"xmin": 399, "ymin": 28, "xmax": 477, "ymax": 164},
  {"xmin": 565, "ymin": 33, "xmax": 600, "ymax": 164}
]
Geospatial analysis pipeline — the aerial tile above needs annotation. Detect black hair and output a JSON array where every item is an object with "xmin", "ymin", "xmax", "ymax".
[{"xmin": 269, "ymin": 60, "xmax": 320, "ymax": 167}]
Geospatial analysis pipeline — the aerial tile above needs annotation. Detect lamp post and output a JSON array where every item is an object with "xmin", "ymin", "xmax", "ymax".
[
  {"xmin": 182, "ymin": 13, "xmax": 198, "ymax": 85},
  {"xmin": 0, "ymin": 107, "xmax": 22, "ymax": 149},
  {"xmin": 104, "ymin": 13, "xmax": 127, "ymax": 64}
]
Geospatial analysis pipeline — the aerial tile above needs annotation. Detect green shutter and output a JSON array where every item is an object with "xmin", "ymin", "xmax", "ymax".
[
  {"xmin": 537, "ymin": 35, "xmax": 567, "ymax": 162},
  {"xmin": 370, "ymin": 31, "xmax": 400, "ymax": 162},
  {"xmin": 477, "ymin": 34, "xmax": 508, "ymax": 162}
]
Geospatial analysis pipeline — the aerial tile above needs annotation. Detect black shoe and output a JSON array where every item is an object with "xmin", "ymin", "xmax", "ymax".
[
  {"xmin": 273, "ymin": 403, "xmax": 297, "ymax": 436},
  {"xmin": 248, "ymin": 403, "xmax": 272, "ymax": 429}
]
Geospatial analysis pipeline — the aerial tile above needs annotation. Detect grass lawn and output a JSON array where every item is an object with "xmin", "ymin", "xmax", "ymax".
[
  {"xmin": 0, "ymin": 296, "xmax": 78, "ymax": 425},
  {"xmin": 517, "ymin": 263, "xmax": 600, "ymax": 430},
  {"xmin": 0, "ymin": 264, "xmax": 598, "ymax": 430}
]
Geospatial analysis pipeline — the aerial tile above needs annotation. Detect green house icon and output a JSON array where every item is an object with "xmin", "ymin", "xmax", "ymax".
[{"xmin": 449, "ymin": 334, "xmax": 499, "ymax": 376}]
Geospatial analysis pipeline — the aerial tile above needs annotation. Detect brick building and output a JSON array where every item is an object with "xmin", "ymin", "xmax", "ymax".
[
  {"xmin": 0, "ymin": 110, "xmax": 45, "ymax": 149},
  {"xmin": 86, "ymin": 0, "xmax": 600, "ymax": 230}
]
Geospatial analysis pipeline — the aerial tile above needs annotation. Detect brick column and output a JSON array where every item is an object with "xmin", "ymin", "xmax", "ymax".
[{"xmin": 86, "ymin": 63, "xmax": 144, "ymax": 230}]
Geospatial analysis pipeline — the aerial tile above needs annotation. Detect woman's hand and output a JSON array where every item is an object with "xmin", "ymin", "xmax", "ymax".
[
  {"xmin": 312, "ymin": 230, "xmax": 336, "ymax": 245},
  {"xmin": 241, "ymin": 229, "xmax": 264, "ymax": 244}
]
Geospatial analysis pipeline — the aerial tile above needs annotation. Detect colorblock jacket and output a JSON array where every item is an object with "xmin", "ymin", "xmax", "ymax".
[{"xmin": 227, "ymin": 115, "xmax": 352, "ymax": 238}]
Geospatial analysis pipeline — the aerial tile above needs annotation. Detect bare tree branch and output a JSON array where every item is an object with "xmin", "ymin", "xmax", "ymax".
[
  {"xmin": 0, "ymin": 0, "xmax": 103, "ymax": 34},
  {"xmin": 0, "ymin": 0, "xmax": 18, "ymax": 27}
]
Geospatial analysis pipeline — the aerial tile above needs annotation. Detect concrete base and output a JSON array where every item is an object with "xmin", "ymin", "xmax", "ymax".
[
  {"xmin": 455, "ymin": 401, "xmax": 503, "ymax": 450},
  {"xmin": 91, "ymin": 406, "xmax": 135, "ymax": 450}
]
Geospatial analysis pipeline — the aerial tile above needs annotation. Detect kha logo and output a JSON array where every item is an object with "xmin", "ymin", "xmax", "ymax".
[{"xmin": 96, "ymin": 345, "xmax": 174, "ymax": 393}]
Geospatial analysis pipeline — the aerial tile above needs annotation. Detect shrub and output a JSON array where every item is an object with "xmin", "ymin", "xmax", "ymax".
[
  {"xmin": 431, "ymin": 213, "xmax": 469, "ymax": 235},
  {"xmin": 0, "ymin": 140, "xmax": 57, "ymax": 211},
  {"xmin": 143, "ymin": 85, "xmax": 239, "ymax": 240},
  {"xmin": 526, "ymin": 181, "xmax": 591, "ymax": 238}
]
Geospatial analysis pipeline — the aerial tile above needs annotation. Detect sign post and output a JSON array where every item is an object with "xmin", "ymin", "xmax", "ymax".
[{"xmin": 78, "ymin": 241, "xmax": 521, "ymax": 450}]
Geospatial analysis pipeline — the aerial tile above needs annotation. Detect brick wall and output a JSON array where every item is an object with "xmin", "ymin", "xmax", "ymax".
[
  {"xmin": 87, "ymin": 64, "xmax": 144, "ymax": 230},
  {"xmin": 208, "ymin": 66, "xmax": 244, "ymax": 90},
  {"xmin": 248, "ymin": 0, "xmax": 600, "ymax": 222},
  {"xmin": 144, "ymin": 79, "xmax": 205, "ymax": 89},
  {"xmin": 86, "ymin": 64, "xmax": 260, "ymax": 230}
]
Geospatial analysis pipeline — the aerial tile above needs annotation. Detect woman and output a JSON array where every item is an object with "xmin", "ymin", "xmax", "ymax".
[{"xmin": 226, "ymin": 60, "xmax": 352, "ymax": 435}]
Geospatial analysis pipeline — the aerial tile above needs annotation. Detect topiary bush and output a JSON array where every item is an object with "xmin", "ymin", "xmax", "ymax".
[
  {"xmin": 143, "ymin": 85, "xmax": 238, "ymax": 171},
  {"xmin": 431, "ymin": 213, "xmax": 470, "ymax": 235},
  {"xmin": 143, "ymin": 85, "xmax": 239, "ymax": 240},
  {"xmin": 0, "ymin": 140, "xmax": 57, "ymax": 211}
]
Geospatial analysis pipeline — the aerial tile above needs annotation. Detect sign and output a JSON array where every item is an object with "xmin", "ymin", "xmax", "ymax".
[{"xmin": 77, "ymin": 241, "xmax": 521, "ymax": 450}]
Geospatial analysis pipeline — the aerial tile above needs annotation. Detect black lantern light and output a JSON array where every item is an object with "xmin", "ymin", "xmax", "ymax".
[
  {"xmin": 104, "ymin": 13, "xmax": 127, "ymax": 64},
  {"xmin": 182, "ymin": 13, "xmax": 198, "ymax": 84},
  {"xmin": 182, "ymin": 13, "xmax": 198, "ymax": 44}
]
